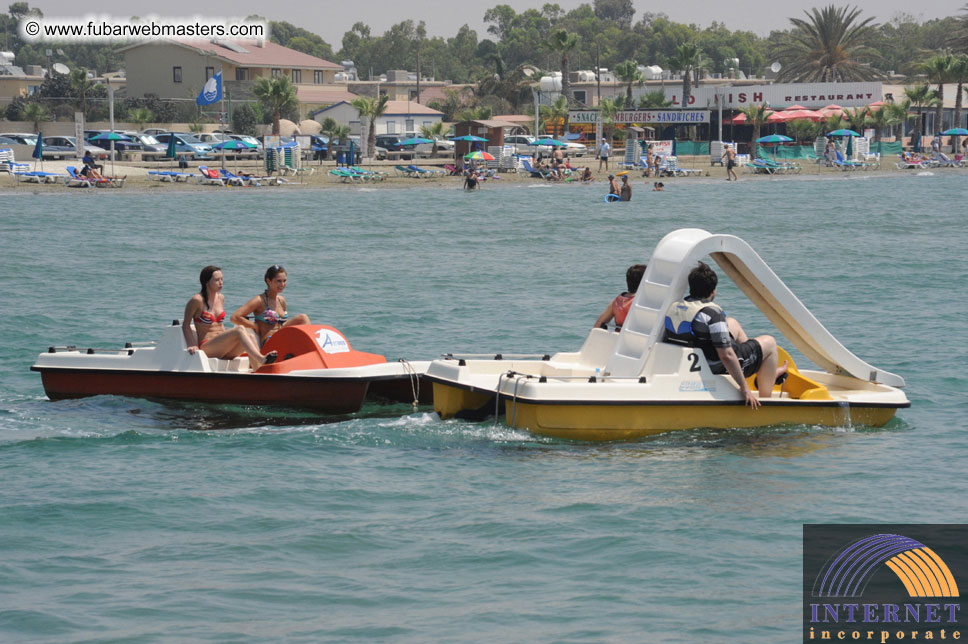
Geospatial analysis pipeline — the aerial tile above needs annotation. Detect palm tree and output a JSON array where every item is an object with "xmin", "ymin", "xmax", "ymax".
[
  {"xmin": 599, "ymin": 95, "xmax": 627, "ymax": 142},
  {"xmin": 774, "ymin": 5, "xmax": 882, "ymax": 82},
  {"xmin": 739, "ymin": 103, "xmax": 770, "ymax": 158},
  {"xmin": 252, "ymin": 76, "xmax": 299, "ymax": 136},
  {"xmin": 866, "ymin": 106, "xmax": 895, "ymax": 152},
  {"xmin": 784, "ymin": 118, "xmax": 820, "ymax": 144},
  {"xmin": 128, "ymin": 107, "xmax": 153, "ymax": 130},
  {"xmin": 22, "ymin": 102, "xmax": 51, "ymax": 133},
  {"xmin": 884, "ymin": 98, "xmax": 915, "ymax": 145},
  {"xmin": 949, "ymin": 55, "xmax": 968, "ymax": 152},
  {"xmin": 614, "ymin": 60, "xmax": 643, "ymax": 106},
  {"xmin": 638, "ymin": 91, "xmax": 673, "ymax": 109},
  {"xmin": 921, "ymin": 52, "xmax": 954, "ymax": 136},
  {"xmin": 350, "ymin": 94, "xmax": 390, "ymax": 158},
  {"xmin": 539, "ymin": 96, "xmax": 568, "ymax": 137},
  {"xmin": 904, "ymin": 84, "xmax": 940, "ymax": 149},
  {"xmin": 69, "ymin": 67, "xmax": 97, "ymax": 117},
  {"xmin": 455, "ymin": 105, "xmax": 493, "ymax": 121},
  {"xmin": 842, "ymin": 107, "xmax": 870, "ymax": 134},
  {"xmin": 548, "ymin": 29, "xmax": 579, "ymax": 133},
  {"xmin": 668, "ymin": 43, "xmax": 702, "ymax": 110},
  {"xmin": 419, "ymin": 121, "xmax": 449, "ymax": 155}
]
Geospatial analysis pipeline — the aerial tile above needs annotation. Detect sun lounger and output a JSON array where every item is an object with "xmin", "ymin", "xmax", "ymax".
[
  {"xmin": 407, "ymin": 164, "xmax": 443, "ymax": 177},
  {"xmin": 895, "ymin": 154, "xmax": 928, "ymax": 170},
  {"xmin": 329, "ymin": 168, "xmax": 364, "ymax": 183},
  {"xmin": 196, "ymin": 166, "xmax": 225, "ymax": 186},
  {"xmin": 14, "ymin": 170, "xmax": 66, "ymax": 183},
  {"xmin": 394, "ymin": 165, "xmax": 417, "ymax": 177},
  {"xmin": 931, "ymin": 153, "xmax": 957, "ymax": 168},
  {"xmin": 663, "ymin": 156, "xmax": 702, "ymax": 177},
  {"xmin": 743, "ymin": 159, "xmax": 775, "ymax": 175},
  {"xmin": 521, "ymin": 158, "xmax": 552, "ymax": 179},
  {"xmin": 148, "ymin": 170, "xmax": 193, "ymax": 182},
  {"xmin": 64, "ymin": 165, "xmax": 107, "ymax": 187}
]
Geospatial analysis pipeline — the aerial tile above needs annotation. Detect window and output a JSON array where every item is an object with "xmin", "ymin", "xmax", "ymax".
[
  {"xmin": 236, "ymin": 68, "xmax": 248, "ymax": 81},
  {"xmin": 405, "ymin": 119, "xmax": 414, "ymax": 132},
  {"xmin": 291, "ymin": 69, "xmax": 301, "ymax": 83},
  {"xmin": 573, "ymin": 90, "xmax": 586, "ymax": 104},
  {"xmin": 422, "ymin": 121, "xmax": 431, "ymax": 129},
  {"xmin": 205, "ymin": 66, "xmax": 214, "ymax": 80},
  {"xmin": 173, "ymin": 66, "xmax": 182, "ymax": 83},
  {"xmin": 314, "ymin": 70, "xmax": 323, "ymax": 84},
  {"xmin": 271, "ymin": 68, "xmax": 281, "ymax": 78},
  {"xmin": 409, "ymin": 90, "xmax": 418, "ymax": 101},
  {"xmin": 386, "ymin": 120, "xmax": 396, "ymax": 134}
]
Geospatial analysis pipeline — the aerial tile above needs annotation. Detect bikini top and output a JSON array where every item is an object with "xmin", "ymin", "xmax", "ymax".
[
  {"xmin": 194, "ymin": 301, "xmax": 226, "ymax": 326},
  {"xmin": 254, "ymin": 293, "xmax": 288, "ymax": 325}
]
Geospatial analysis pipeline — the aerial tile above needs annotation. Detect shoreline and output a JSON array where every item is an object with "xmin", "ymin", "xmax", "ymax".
[{"xmin": 1, "ymin": 154, "xmax": 951, "ymax": 194}]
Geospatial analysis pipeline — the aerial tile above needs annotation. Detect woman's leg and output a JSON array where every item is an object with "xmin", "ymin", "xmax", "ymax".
[{"xmin": 200, "ymin": 327, "xmax": 272, "ymax": 369}]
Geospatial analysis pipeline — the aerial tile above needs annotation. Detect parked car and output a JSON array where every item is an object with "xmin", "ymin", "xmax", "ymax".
[
  {"xmin": 0, "ymin": 132, "xmax": 39, "ymax": 146},
  {"xmin": 374, "ymin": 134, "xmax": 416, "ymax": 160},
  {"xmin": 132, "ymin": 133, "xmax": 167, "ymax": 157},
  {"xmin": 0, "ymin": 135, "xmax": 17, "ymax": 145},
  {"xmin": 84, "ymin": 130, "xmax": 143, "ymax": 154},
  {"xmin": 42, "ymin": 135, "xmax": 105, "ymax": 159},
  {"xmin": 414, "ymin": 136, "xmax": 455, "ymax": 157},
  {"xmin": 226, "ymin": 134, "xmax": 263, "ymax": 158},
  {"xmin": 329, "ymin": 136, "xmax": 388, "ymax": 161},
  {"xmin": 141, "ymin": 128, "xmax": 168, "ymax": 137},
  {"xmin": 153, "ymin": 132, "xmax": 215, "ymax": 159},
  {"xmin": 504, "ymin": 134, "xmax": 540, "ymax": 156},
  {"xmin": 559, "ymin": 140, "xmax": 588, "ymax": 156},
  {"xmin": 195, "ymin": 132, "xmax": 231, "ymax": 145}
]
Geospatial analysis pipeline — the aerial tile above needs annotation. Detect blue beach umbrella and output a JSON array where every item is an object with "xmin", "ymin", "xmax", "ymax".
[
  {"xmin": 32, "ymin": 132, "xmax": 43, "ymax": 171},
  {"xmin": 398, "ymin": 137, "xmax": 433, "ymax": 147},
  {"xmin": 450, "ymin": 135, "xmax": 488, "ymax": 142},
  {"xmin": 757, "ymin": 134, "xmax": 793, "ymax": 159},
  {"xmin": 533, "ymin": 138, "xmax": 567, "ymax": 147},
  {"xmin": 941, "ymin": 128, "xmax": 968, "ymax": 136},
  {"xmin": 91, "ymin": 131, "xmax": 133, "ymax": 176},
  {"xmin": 827, "ymin": 129, "xmax": 860, "ymax": 159},
  {"xmin": 212, "ymin": 139, "xmax": 257, "ymax": 171}
]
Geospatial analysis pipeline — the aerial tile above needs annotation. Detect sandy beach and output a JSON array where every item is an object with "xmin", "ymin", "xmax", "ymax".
[{"xmin": 2, "ymin": 154, "xmax": 949, "ymax": 192}]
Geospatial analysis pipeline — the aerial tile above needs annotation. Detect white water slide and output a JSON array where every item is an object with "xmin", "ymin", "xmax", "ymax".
[{"xmin": 604, "ymin": 228, "xmax": 905, "ymax": 388}]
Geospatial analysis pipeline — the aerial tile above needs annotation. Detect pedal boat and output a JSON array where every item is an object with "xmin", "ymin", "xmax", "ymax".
[
  {"xmin": 426, "ymin": 228, "xmax": 909, "ymax": 441},
  {"xmin": 32, "ymin": 323, "xmax": 430, "ymax": 413}
]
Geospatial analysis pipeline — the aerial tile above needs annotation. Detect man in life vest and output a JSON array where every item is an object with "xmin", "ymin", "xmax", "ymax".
[{"xmin": 664, "ymin": 261, "xmax": 786, "ymax": 410}]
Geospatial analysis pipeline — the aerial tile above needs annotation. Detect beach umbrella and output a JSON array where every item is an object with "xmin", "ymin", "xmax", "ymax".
[
  {"xmin": 756, "ymin": 134, "xmax": 792, "ymax": 159},
  {"xmin": 533, "ymin": 138, "xmax": 567, "ymax": 147},
  {"xmin": 398, "ymin": 137, "xmax": 433, "ymax": 146},
  {"xmin": 826, "ymin": 129, "xmax": 859, "ymax": 158},
  {"xmin": 91, "ymin": 131, "xmax": 132, "ymax": 176},
  {"xmin": 32, "ymin": 132, "xmax": 43, "ymax": 171},
  {"xmin": 212, "ymin": 139, "xmax": 257, "ymax": 173},
  {"xmin": 464, "ymin": 150, "xmax": 495, "ymax": 161},
  {"xmin": 165, "ymin": 133, "xmax": 177, "ymax": 171},
  {"xmin": 941, "ymin": 128, "xmax": 968, "ymax": 136},
  {"xmin": 450, "ymin": 135, "xmax": 488, "ymax": 142}
]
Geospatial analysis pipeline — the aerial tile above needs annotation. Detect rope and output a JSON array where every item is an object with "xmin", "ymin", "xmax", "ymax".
[{"xmin": 397, "ymin": 358, "xmax": 420, "ymax": 409}]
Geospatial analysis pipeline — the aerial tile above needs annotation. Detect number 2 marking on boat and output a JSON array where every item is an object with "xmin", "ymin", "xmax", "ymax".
[{"xmin": 687, "ymin": 353, "xmax": 702, "ymax": 372}]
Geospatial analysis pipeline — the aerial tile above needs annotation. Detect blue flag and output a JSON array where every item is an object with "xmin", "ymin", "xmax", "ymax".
[{"xmin": 196, "ymin": 71, "xmax": 222, "ymax": 106}]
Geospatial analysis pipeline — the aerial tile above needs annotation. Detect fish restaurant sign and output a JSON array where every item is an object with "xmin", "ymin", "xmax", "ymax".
[
  {"xmin": 569, "ymin": 110, "xmax": 711, "ymax": 124},
  {"xmin": 654, "ymin": 81, "xmax": 883, "ymax": 110}
]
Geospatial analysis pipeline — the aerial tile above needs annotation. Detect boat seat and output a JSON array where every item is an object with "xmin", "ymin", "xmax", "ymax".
[{"xmin": 208, "ymin": 356, "xmax": 247, "ymax": 372}]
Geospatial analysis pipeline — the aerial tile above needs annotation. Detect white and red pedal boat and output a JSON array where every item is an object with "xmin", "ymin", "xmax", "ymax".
[{"xmin": 32, "ymin": 323, "xmax": 430, "ymax": 413}]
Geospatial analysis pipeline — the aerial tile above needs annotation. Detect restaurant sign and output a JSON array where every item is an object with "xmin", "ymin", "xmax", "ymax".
[{"xmin": 569, "ymin": 110, "xmax": 711, "ymax": 124}]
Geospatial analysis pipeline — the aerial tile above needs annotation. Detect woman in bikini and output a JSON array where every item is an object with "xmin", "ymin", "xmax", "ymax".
[
  {"xmin": 183, "ymin": 265, "xmax": 276, "ymax": 369},
  {"xmin": 231, "ymin": 265, "xmax": 311, "ymax": 346}
]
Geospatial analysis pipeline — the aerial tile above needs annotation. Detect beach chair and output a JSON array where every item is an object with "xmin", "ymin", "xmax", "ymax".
[
  {"xmin": 443, "ymin": 164, "xmax": 460, "ymax": 176},
  {"xmin": 13, "ymin": 170, "xmax": 64, "ymax": 183},
  {"xmin": 521, "ymin": 158, "xmax": 552, "ymax": 179},
  {"xmin": 196, "ymin": 167, "xmax": 225, "ymax": 186},
  {"xmin": 0, "ymin": 148, "xmax": 30, "ymax": 174},
  {"xmin": 832, "ymin": 151, "xmax": 862, "ymax": 171},
  {"xmin": 64, "ymin": 166, "xmax": 96, "ymax": 187},
  {"xmin": 931, "ymin": 153, "xmax": 957, "ymax": 168},
  {"xmin": 394, "ymin": 165, "xmax": 417, "ymax": 177},
  {"xmin": 743, "ymin": 159, "xmax": 775, "ymax": 175},
  {"xmin": 664, "ymin": 156, "xmax": 701, "ymax": 177},
  {"xmin": 328, "ymin": 168, "xmax": 363, "ymax": 183},
  {"xmin": 350, "ymin": 166, "xmax": 386, "ymax": 181},
  {"xmin": 894, "ymin": 154, "xmax": 927, "ymax": 170}
]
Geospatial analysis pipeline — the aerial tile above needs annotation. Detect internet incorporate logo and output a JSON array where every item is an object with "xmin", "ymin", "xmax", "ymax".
[
  {"xmin": 803, "ymin": 526, "xmax": 965, "ymax": 643},
  {"xmin": 815, "ymin": 534, "xmax": 959, "ymax": 599}
]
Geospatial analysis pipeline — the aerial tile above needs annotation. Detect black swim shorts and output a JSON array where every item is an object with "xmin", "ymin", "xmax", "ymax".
[
  {"xmin": 727, "ymin": 159, "xmax": 736, "ymax": 169},
  {"xmin": 709, "ymin": 338, "xmax": 763, "ymax": 378}
]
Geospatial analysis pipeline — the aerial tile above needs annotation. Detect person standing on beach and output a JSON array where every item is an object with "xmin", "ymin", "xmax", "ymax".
[
  {"xmin": 598, "ymin": 137, "xmax": 611, "ymax": 171},
  {"xmin": 722, "ymin": 144, "xmax": 738, "ymax": 181}
]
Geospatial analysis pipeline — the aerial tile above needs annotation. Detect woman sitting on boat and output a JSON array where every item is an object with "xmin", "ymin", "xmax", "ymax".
[
  {"xmin": 594, "ymin": 263, "xmax": 647, "ymax": 330},
  {"xmin": 183, "ymin": 265, "xmax": 276, "ymax": 369},
  {"xmin": 231, "ymin": 265, "xmax": 311, "ymax": 346}
]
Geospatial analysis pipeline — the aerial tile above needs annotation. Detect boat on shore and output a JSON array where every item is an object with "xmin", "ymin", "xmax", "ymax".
[
  {"xmin": 32, "ymin": 323, "xmax": 430, "ymax": 413},
  {"xmin": 426, "ymin": 228, "xmax": 909, "ymax": 441}
]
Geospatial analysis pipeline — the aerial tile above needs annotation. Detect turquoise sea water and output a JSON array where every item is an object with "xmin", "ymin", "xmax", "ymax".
[{"xmin": 2, "ymin": 173, "xmax": 966, "ymax": 642}]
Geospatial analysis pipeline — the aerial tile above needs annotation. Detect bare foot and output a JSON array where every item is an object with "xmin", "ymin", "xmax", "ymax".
[{"xmin": 775, "ymin": 360, "xmax": 789, "ymax": 382}]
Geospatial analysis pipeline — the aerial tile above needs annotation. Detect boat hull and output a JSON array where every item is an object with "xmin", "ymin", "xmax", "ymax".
[
  {"xmin": 505, "ymin": 399, "xmax": 902, "ymax": 441},
  {"xmin": 34, "ymin": 367, "xmax": 369, "ymax": 413}
]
